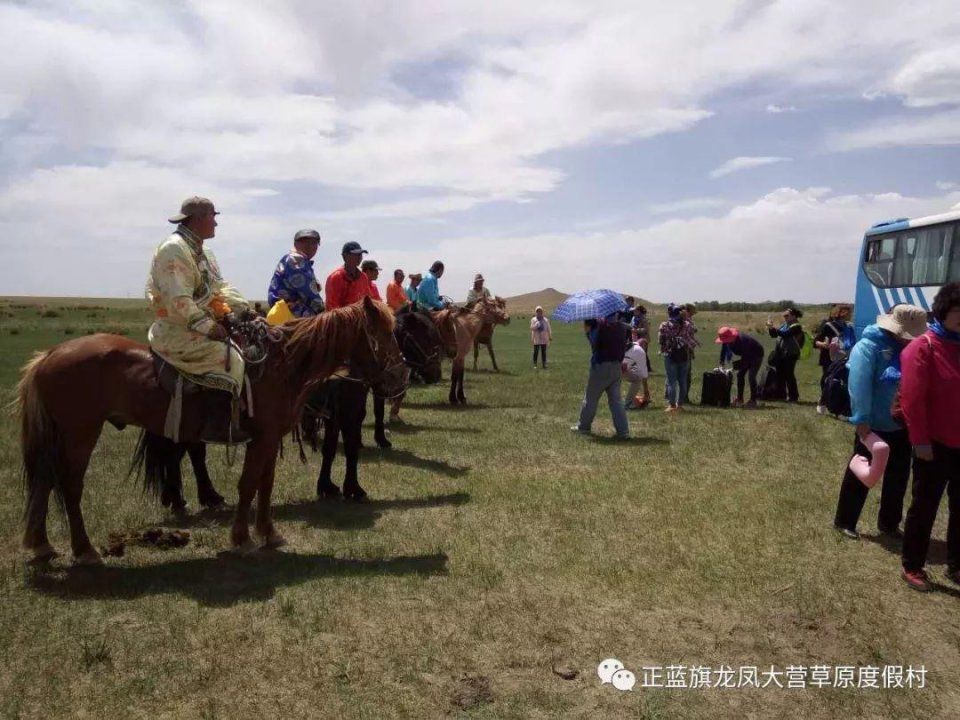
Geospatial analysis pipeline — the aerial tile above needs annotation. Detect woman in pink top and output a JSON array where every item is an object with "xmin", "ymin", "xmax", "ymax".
[
  {"xmin": 530, "ymin": 306, "xmax": 552, "ymax": 369},
  {"xmin": 900, "ymin": 283, "xmax": 960, "ymax": 591}
]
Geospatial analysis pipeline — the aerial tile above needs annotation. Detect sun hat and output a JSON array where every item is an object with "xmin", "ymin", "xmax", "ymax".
[
  {"xmin": 168, "ymin": 196, "xmax": 218, "ymax": 224},
  {"xmin": 715, "ymin": 326, "xmax": 740, "ymax": 344},
  {"xmin": 294, "ymin": 229, "xmax": 320, "ymax": 242},
  {"xmin": 876, "ymin": 304, "xmax": 928, "ymax": 340}
]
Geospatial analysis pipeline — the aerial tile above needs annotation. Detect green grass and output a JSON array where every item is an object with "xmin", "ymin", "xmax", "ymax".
[{"xmin": 0, "ymin": 299, "xmax": 956, "ymax": 718}]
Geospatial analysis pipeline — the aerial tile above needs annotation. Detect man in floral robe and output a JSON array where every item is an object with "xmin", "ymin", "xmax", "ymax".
[{"xmin": 146, "ymin": 196, "xmax": 250, "ymax": 442}]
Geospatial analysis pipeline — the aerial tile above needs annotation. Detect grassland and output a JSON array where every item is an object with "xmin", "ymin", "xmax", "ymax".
[{"xmin": 0, "ymin": 298, "xmax": 957, "ymax": 719}]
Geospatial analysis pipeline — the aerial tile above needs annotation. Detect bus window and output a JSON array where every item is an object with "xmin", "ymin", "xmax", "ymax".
[
  {"xmin": 909, "ymin": 225, "xmax": 954, "ymax": 286},
  {"xmin": 950, "ymin": 231, "xmax": 960, "ymax": 282},
  {"xmin": 864, "ymin": 235, "xmax": 897, "ymax": 287}
]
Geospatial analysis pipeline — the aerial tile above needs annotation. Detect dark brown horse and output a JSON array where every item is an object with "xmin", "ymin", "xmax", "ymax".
[
  {"xmin": 18, "ymin": 297, "xmax": 406, "ymax": 563},
  {"xmin": 432, "ymin": 296, "xmax": 510, "ymax": 404},
  {"xmin": 472, "ymin": 296, "xmax": 507, "ymax": 371}
]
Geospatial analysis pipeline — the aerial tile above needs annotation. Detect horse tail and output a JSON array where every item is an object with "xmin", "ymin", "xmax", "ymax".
[
  {"xmin": 17, "ymin": 351, "xmax": 64, "ymax": 509},
  {"xmin": 127, "ymin": 430, "xmax": 175, "ymax": 498}
]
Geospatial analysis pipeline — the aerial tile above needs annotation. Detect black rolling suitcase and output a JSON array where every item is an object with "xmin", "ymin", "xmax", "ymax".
[
  {"xmin": 760, "ymin": 365, "xmax": 786, "ymax": 401},
  {"xmin": 700, "ymin": 368, "xmax": 733, "ymax": 407}
]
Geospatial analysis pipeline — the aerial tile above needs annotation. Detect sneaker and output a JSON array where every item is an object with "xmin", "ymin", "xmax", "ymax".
[
  {"xmin": 834, "ymin": 524, "xmax": 860, "ymax": 540},
  {"xmin": 664, "ymin": 406, "xmax": 677, "ymax": 413},
  {"xmin": 816, "ymin": 405, "xmax": 827, "ymax": 415},
  {"xmin": 902, "ymin": 568, "xmax": 932, "ymax": 592},
  {"xmin": 570, "ymin": 425, "xmax": 590, "ymax": 435},
  {"xmin": 744, "ymin": 400, "xmax": 759, "ymax": 409}
]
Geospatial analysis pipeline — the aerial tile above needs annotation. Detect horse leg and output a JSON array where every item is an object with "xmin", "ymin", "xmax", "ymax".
[
  {"xmin": 456, "ymin": 361, "xmax": 467, "ymax": 404},
  {"xmin": 373, "ymin": 393, "xmax": 391, "ymax": 448},
  {"xmin": 473, "ymin": 340, "xmax": 479, "ymax": 371},
  {"xmin": 389, "ymin": 393, "xmax": 404, "ymax": 422},
  {"xmin": 449, "ymin": 360, "xmax": 459, "ymax": 405},
  {"xmin": 60, "ymin": 426, "xmax": 103, "ymax": 564},
  {"xmin": 189, "ymin": 443, "xmax": 225, "ymax": 509},
  {"xmin": 316, "ymin": 417, "xmax": 341, "ymax": 499},
  {"xmin": 23, "ymin": 474, "xmax": 56, "ymax": 563},
  {"xmin": 254, "ymin": 447, "xmax": 284, "ymax": 548},
  {"xmin": 342, "ymin": 413, "xmax": 367, "ymax": 503},
  {"xmin": 160, "ymin": 440, "xmax": 188, "ymax": 513},
  {"xmin": 487, "ymin": 341, "xmax": 499, "ymax": 372},
  {"xmin": 231, "ymin": 439, "xmax": 272, "ymax": 552}
]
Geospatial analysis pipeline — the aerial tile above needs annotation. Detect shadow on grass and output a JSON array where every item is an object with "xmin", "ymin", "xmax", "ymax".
[
  {"xmin": 374, "ymin": 422, "xmax": 484, "ymax": 436},
  {"xmin": 587, "ymin": 435, "xmax": 670, "ymax": 446},
  {"xmin": 403, "ymin": 401, "xmax": 530, "ymax": 411},
  {"xmin": 169, "ymin": 492, "xmax": 471, "ymax": 532},
  {"xmin": 467, "ymin": 368, "xmax": 518, "ymax": 377},
  {"xmin": 358, "ymin": 447, "xmax": 471, "ymax": 477},
  {"xmin": 862, "ymin": 533, "xmax": 953, "ymax": 567},
  {"xmin": 26, "ymin": 551, "xmax": 449, "ymax": 606}
]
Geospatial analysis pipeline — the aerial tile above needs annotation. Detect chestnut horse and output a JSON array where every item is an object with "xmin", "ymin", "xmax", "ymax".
[
  {"xmin": 431, "ymin": 295, "xmax": 510, "ymax": 404},
  {"xmin": 472, "ymin": 296, "xmax": 507, "ymax": 371},
  {"xmin": 18, "ymin": 297, "xmax": 406, "ymax": 563}
]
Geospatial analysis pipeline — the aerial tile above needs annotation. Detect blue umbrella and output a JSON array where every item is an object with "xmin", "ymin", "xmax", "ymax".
[{"xmin": 552, "ymin": 289, "xmax": 628, "ymax": 323}]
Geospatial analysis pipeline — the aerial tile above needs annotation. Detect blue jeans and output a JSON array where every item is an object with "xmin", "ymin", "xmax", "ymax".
[
  {"xmin": 664, "ymin": 357, "xmax": 690, "ymax": 407},
  {"xmin": 577, "ymin": 361, "xmax": 630, "ymax": 437}
]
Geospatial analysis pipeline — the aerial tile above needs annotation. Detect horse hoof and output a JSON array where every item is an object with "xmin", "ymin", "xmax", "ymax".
[
  {"xmin": 345, "ymin": 489, "xmax": 369, "ymax": 503},
  {"xmin": 200, "ymin": 495, "xmax": 226, "ymax": 510},
  {"xmin": 230, "ymin": 539, "xmax": 259, "ymax": 556},
  {"xmin": 73, "ymin": 549, "xmax": 104, "ymax": 567},
  {"xmin": 27, "ymin": 543, "xmax": 59, "ymax": 564},
  {"xmin": 317, "ymin": 485, "xmax": 342, "ymax": 500},
  {"xmin": 261, "ymin": 531, "xmax": 288, "ymax": 550},
  {"xmin": 375, "ymin": 437, "xmax": 392, "ymax": 449}
]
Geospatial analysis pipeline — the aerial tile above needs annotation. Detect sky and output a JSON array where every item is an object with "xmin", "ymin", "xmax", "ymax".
[{"xmin": 2, "ymin": 0, "xmax": 960, "ymax": 303}]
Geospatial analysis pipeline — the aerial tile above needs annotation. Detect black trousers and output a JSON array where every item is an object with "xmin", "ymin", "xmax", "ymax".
[
  {"xmin": 532, "ymin": 344, "xmax": 547, "ymax": 366},
  {"xmin": 818, "ymin": 364, "xmax": 830, "ymax": 405},
  {"xmin": 834, "ymin": 428, "xmax": 912, "ymax": 532},
  {"xmin": 736, "ymin": 360, "xmax": 761, "ymax": 402},
  {"xmin": 777, "ymin": 357, "xmax": 800, "ymax": 401},
  {"xmin": 902, "ymin": 443, "xmax": 960, "ymax": 572}
]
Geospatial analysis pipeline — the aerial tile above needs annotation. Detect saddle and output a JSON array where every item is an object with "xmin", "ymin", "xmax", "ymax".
[{"xmin": 152, "ymin": 352, "xmax": 203, "ymax": 396}]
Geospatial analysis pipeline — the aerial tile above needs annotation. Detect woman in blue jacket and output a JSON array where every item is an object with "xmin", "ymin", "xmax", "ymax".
[{"xmin": 833, "ymin": 305, "xmax": 928, "ymax": 539}]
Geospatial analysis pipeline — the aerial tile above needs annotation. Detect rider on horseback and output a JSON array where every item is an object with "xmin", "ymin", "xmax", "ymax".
[{"xmin": 146, "ymin": 196, "xmax": 250, "ymax": 443}]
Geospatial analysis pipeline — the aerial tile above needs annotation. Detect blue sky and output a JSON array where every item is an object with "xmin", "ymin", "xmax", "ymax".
[{"xmin": 1, "ymin": 1, "xmax": 960, "ymax": 303}]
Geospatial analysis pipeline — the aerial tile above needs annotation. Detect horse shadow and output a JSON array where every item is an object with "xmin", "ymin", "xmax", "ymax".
[
  {"xmin": 25, "ymin": 551, "xmax": 449, "ymax": 607},
  {"xmin": 271, "ymin": 492, "xmax": 472, "ymax": 531},
  {"xmin": 371, "ymin": 422, "xmax": 483, "ymax": 436},
  {"xmin": 404, "ymin": 402, "xmax": 530, "ymax": 412},
  {"xmin": 358, "ymin": 447, "xmax": 470, "ymax": 477},
  {"xmin": 468, "ymin": 368, "xmax": 518, "ymax": 377}
]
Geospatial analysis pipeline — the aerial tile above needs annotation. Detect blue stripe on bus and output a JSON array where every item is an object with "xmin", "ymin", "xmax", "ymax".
[
  {"xmin": 876, "ymin": 287, "xmax": 891, "ymax": 313},
  {"xmin": 915, "ymin": 289, "xmax": 931, "ymax": 311},
  {"xmin": 865, "ymin": 220, "xmax": 910, "ymax": 236},
  {"xmin": 888, "ymin": 287, "xmax": 902, "ymax": 306}
]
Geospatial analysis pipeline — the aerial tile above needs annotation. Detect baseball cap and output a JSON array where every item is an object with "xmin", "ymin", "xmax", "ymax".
[
  {"xmin": 294, "ymin": 229, "xmax": 321, "ymax": 242},
  {"xmin": 341, "ymin": 241, "xmax": 368, "ymax": 256},
  {"xmin": 169, "ymin": 196, "xmax": 218, "ymax": 224}
]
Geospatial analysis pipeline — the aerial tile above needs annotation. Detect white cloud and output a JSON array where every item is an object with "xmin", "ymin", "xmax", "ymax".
[
  {"xmin": 647, "ymin": 197, "xmax": 727, "ymax": 215},
  {"xmin": 829, "ymin": 109, "xmax": 960, "ymax": 150},
  {"xmin": 888, "ymin": 46, "xmax": 960, "ymax": 107},
  {"xmin": 765, "ymin": 104, "xmax": 798, "ymax": 113},
  {"xmin": 387, "ymin": 186, "xmax": 960, "ymax": 304},
  {"xmin": 709, "ymin": 156, "xmax": 792, "ymax": 179},
  {"xmin": 936, "ymin": 181, "xmax": 958, "ymax": 191}
]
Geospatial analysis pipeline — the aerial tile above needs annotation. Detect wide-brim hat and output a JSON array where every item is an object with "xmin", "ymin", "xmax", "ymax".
[
  {"xmin": 408, "ymin": 273, "xmax": 423, "ymax": 280},
  {"xmin": 715, "ymin": 326, "xmax": 739, "ymax": 344},
  {"xmin": 876, "ymin": 304, "xmax": 928, "ymax": 340},
  {"xmin": 169, "ymin": 196, "xmax": 218, "ymax": 224}
]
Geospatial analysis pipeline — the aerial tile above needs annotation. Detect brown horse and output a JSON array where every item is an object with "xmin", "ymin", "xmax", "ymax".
[
  {"xmin": 18, "ymin": 297, "xmax": 407, "ymax": 563},
  {"xmin": 472, "ymin": 296, "xmax": 507, "ymax": 371},
  {"xmin": 431, "ymin": 296, "xmax": 510, "ymax": 404}
]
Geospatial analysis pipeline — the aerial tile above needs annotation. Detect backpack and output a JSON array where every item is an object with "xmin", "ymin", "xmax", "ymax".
[
  {"xmin": 799, "ymin": 328, "xmax": 814, "ymax": 361},
  {"xmin": 825, "ymin": 321, "xmax": 857, "ymax": 362},
  {"xmin": 823, "ymin": 358, "xmax": 851, "ymax": 416}
]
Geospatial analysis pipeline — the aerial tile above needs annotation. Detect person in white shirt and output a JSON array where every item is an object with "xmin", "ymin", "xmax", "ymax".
[
  {"xmin": 622, "ymin": 334, "xmax": 650, "ymax": 409},
  {"xmin": 530, "ymin": 306, "xmax": 553, "ymax": 368}
]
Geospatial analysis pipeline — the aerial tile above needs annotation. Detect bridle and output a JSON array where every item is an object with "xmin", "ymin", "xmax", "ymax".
[{"xmin": 399, "ymin": 324, "xmax": 440, "ymax": 371}]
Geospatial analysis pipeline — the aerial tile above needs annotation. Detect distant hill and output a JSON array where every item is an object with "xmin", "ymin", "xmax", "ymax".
[{"xmin": 499, "ymin": 288, "xmax": 657, "ymax": 315}]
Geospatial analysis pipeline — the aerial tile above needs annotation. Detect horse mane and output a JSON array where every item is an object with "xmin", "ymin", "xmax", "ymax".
[{"xmin": 281, "ymin": 300, "xmax": 395, "ymax": 377}]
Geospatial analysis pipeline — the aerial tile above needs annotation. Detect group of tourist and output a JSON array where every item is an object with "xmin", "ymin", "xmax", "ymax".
[{"xmin": 829, "ymin": 288, "xmax": 960, "ymax": 592}]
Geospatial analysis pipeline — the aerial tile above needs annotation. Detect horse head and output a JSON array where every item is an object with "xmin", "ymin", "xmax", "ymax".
[
  {"xmin": 354, "ymin": 296, "xmax": 410, "ymax": 398},
  {"xmin": 396, "ymin": 311, "xmax": 444, "ymax": 384},
  {"xmin": 477, "ymin": 296, "xmax": 511, "ymax": 326}
]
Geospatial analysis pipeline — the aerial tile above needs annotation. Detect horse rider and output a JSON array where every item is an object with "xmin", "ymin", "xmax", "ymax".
[
  {"xmin": 146, "ymin": 196, "xmax": 250, "ymax": 442},
  {"xmin": 267, "ymin": 228, "xmax": 325, "ymax": 317},
  {"xmin": 466, "ymin": 273, "xmax": 491, "ymax": 305},
  {"xmin": 324, "ymin": 241, "xmax": 374, "ymax": 310},
  {"xmin": 416, "ymin": 260, "xmax": 447, "ymax": 310}
]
